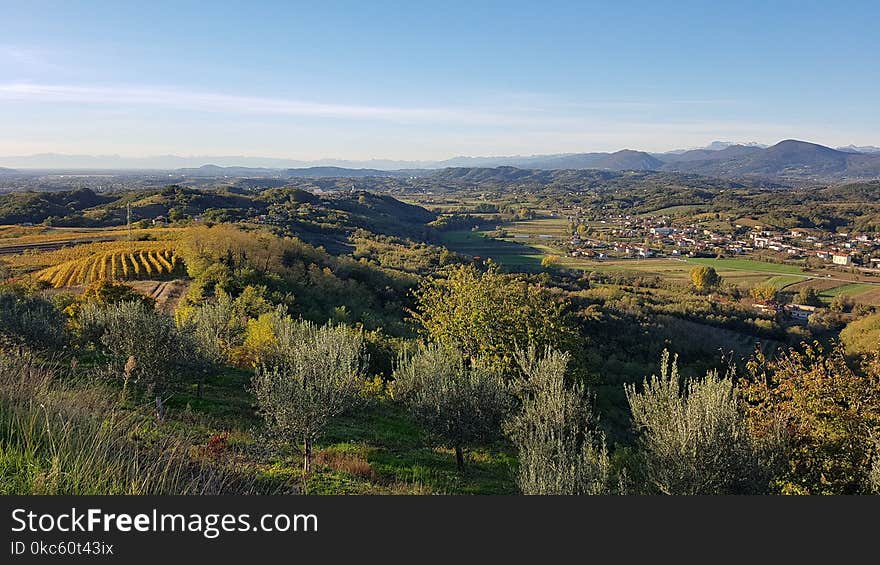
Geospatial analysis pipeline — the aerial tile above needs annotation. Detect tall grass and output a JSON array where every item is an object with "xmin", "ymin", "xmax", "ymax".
[{"xmin": 0, "ymin": 349, "xmax": 264, "ymax": 495}]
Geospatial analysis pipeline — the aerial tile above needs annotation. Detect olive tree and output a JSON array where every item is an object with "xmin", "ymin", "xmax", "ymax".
[
  {"xmin": 185, "ymin": 292, "xmax": 239, "ymax": 362},
  {"xmin": 0, "ymin": 289, "xmax": 67, "ymax": 350},
  {"xmin": 505, "ymin": 347, "xmax": 610, "ymax": 494},
  {"xmin": 86, "ymin": 300, "xmax": 196, "ymax": 419},
  {"xmin": 393, "ymin": 343, "xmax": 511, "ymax": 472},
  {"xmin": 180, "ymin": 292, "xmax": 246, "ymax": 396},
  {"xmin": 252, "ymin": 316, "xmax": 366, "ymax": 476},
  {"xmin": 625, "ymin": 351, "xmax": 775, "ymax": 495}
]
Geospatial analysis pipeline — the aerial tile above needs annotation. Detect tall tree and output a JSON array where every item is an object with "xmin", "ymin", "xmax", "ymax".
[
  {"xmin": 411, "ymin": 264, "xmax": 576, "ymax": 375},
  {"xmin": 749, "ymin": 283, "xmax": 779, "ymax": 302}
]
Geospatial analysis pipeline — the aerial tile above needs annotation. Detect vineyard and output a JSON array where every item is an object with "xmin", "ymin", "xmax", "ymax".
[{"xmin": 36, "ymin": 243, "xmax": 185, "ymax": 288}]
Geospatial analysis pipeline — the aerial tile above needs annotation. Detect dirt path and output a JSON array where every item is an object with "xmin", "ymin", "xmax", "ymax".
[{"xmin": 128, "ymin": 279, "xmax": 189, "ymax": 313}]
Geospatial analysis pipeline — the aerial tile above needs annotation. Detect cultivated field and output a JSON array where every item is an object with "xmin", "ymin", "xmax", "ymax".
[{"xmin": 440, "ymin": 224, "xmax": 880, "ymax": 306}]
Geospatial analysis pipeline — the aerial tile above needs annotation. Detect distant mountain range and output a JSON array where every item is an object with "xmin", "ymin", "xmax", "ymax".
[
  {"xmin": 176, "ymin": 164, "xmax": 413, "ymax": 178},
  {"xmin": 659, "ymin": 140, "xmax": 880, "ymax": 181},
  {"xmin": 2, "ymin": 140, "xmax": 880, "ymax": 183},
  {"xmin": 836, "ymin": 145, "xmax": 880, "ymax": 154}
]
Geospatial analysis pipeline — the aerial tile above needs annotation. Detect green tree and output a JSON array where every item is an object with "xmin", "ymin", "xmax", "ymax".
[
  {"xmin": 690, "ymin": 266, "xmax": 721, "ymax": 292},
  {"xmin": 742, "ymin": 344, "xmax": 880, "ymax": 494},
  {"xmin": 252, "ymin": 316, "xmax": 366, "ymax": 477},
  {"xmin": 505, "ymin": 347, "xmax": 610, "ymax": 494},
  {"xmin": 0, "ymin": 288, "xmax": 67, "ymax": 349},
  {"xmin": 749, "ymin": 283, "xmax": 779, "ymax": 302},
  {"xmin": 411, "ymin": 264, "xmax": 576, "ymax": 375},
  {"xmin": 84, "ymin": 301, "xmax": 200, "ymax": 419},
  {"xmin": 796, "ymin": 286, "xmax": 823, "ymax": 307},
  {"xmin": 393, "ymin": 343, "xmax": 511, "ymax": 472},
  {"xmin": 625, "ymin": 351, "xmax": 777, "ymax": 494}
]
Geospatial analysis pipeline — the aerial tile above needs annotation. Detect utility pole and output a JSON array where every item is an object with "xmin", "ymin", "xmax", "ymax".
[{"xmin": 127, "ymin": 203, "xmax": 132, "ymax": 241}]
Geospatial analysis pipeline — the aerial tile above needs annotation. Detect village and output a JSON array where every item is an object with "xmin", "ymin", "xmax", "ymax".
[{"xmin": 564, "ymin": 212, "xmax": 880, "ymax": 272}]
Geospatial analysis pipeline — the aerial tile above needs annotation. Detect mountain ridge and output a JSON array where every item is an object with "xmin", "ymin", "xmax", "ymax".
[{"xmin": 2, "ymin": 140, "xmax": 880, "ymax": 182}]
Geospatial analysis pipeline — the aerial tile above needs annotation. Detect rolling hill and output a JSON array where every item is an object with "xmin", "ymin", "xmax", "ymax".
[
  {"xmin": 660, "ymin": 144, "xmax": 765, "ymax": 163},
  {"xmin": 591, "ymin": 150, "xmax": 663, "ymax": 170},
  {"xmin": 284, "ymin": 166, "xmax": 415, "ymax": 178}
]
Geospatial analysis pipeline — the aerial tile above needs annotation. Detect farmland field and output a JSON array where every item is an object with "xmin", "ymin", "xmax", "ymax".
[
  {"xmin": 438, "ymin": 225, "xmax": 880, "ymax": 305},
  {"xmin": 496, "ymin": 217, "xmax": 569, "ymax": 237},
  {"xmin": 439, "ymin": 230, "xmax": 543, "ymax": 269},
  {"xmin": 818, "ymin": 283, "xmax": 874, "ymax": 299},
  {"xmin": 36, "ymin": 244, "xmax": 183, "ymax": 288},
  {"xmin": 684, "ymin": 257, "xmax": 807, "ymax": 275}
]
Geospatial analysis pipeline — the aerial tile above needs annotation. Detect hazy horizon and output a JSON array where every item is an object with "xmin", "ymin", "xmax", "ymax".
[{"xmin": 2, "ymin": 138, "xmax": 880, "ymax": 171}]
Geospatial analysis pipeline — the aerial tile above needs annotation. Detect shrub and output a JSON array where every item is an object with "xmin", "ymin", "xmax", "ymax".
[
  {"xmin": 626, "ymin": 351, "xmax": 776, "ymax": 495},
  {"xmin": 78, "ymin": 300, "xmax": 203, "ymax": 418},
  {"xmin": 742, "ymin": 343, "xmax": 880, "ymax": 494},
  {"xmin": 0, "ymin": 288, "xmax": 67, "ymax": 349},
  {"xmin": 505, "ymin": 347, "xmax": 611, "ymax": 494}
]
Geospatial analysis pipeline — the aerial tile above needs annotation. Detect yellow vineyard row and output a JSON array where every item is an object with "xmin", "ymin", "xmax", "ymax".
[{"xmin": 37, "ymin": 248, "xmax": 183, "ymax": 288}]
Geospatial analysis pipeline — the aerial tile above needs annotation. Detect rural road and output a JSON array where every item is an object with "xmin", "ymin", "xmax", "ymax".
[{"xmin": 0, "ymin": 236, "xmax": 121, "ymax": 255}]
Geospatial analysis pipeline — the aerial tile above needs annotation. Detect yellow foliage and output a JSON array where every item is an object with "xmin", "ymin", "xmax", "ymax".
[
  {"xmin": 242, "ymin": 312, "xmax": 278, "ymax": 364},
  {"xmin": 34, "ymin": 243, "xmax": 184, "ymax": 288}
]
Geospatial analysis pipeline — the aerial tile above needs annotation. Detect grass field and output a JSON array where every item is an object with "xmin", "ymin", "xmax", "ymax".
[
  {"xmin": 439, "ymin": 227, "xmax": 880, "ymax": 305},
  {"xmin": 765, "ymin": 275, "xmax": 806, "ymax": 289},
  {"xmin": 818, "ymin": 283, "xmax": 874, "ymax": 299},
  {"xmin": 684, "ymin": 257, "xmax": 807, "ymax": 275},
  {"xmin": 439, "ymin": 230, "xmax": 543, "ymax": 269},
  {"xmin": 497, "ymin": 217, "xmax": 569, "ymax": 237}
]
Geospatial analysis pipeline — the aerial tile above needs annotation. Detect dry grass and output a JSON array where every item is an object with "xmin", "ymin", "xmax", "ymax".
[{"xmin": 315, "ymin": 448, "xmax": 376, "ymax": 480}]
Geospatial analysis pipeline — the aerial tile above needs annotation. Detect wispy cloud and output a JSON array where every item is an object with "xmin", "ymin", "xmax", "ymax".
[
  {"xmin": 0, "ymin": 82, "xmax": 508, "ymax": 124},
  {"xmin": 0, "ymin": 82, "xmax": 808, "ymax": 156},
  {"xmin": 0, "ymin": 82, "xmax": 741, "ymax": 131}
]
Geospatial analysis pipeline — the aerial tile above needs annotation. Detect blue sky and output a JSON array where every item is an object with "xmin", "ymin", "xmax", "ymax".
[{"xmin": 1, "ymin": 0, "xmax": 878, "ymax": 161}]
